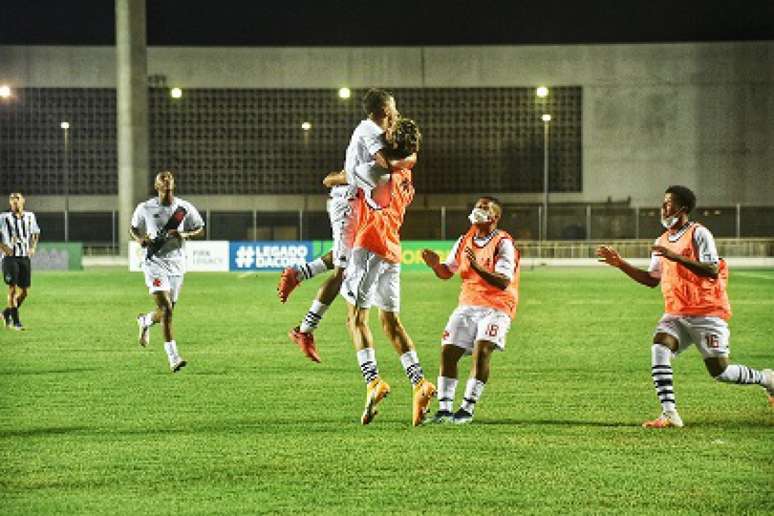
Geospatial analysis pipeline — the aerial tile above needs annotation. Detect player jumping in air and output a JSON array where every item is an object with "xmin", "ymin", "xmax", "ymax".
[
  {"xmin": 422, "ymin": 197, "xmax": 521, "ymax": 424},
  {"xmin": 597, "ymin": 185, "xmax": 774, "ymax": 428},
  {"xmin": 130, "ymin": 171, "xmax": 205, "ymax": 372},
  {"xmin": 336, "ymin": 117, "xmax": 436, "ymax": 426},
  {"xmin": 277, "ymin": 89, "xmax": 401, "ymax": 363}
]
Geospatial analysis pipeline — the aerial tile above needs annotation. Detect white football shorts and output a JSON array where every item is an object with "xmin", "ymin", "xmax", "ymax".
[
  {"xmin": 654, "ymin": 314, "xmax": 730, "ymax": 359},
  {"xmin": 340, "ymin": 247, "xmax": 400, "ymax": 312},
  {"xmin": 441, "ymin": 305, "xmax": 512, "ymax": 354},
  {"xmin": 142, "ymin": 261, "xmax": 184, "ymax": 303},
  {"xmin": 328, "ymin": 195, "xmax": 361, "ymax": 268}
]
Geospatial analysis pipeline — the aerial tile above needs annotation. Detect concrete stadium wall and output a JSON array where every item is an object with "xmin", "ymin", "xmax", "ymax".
[{"xmin": 2, "ymin": 42, "xmax": 773, "ymax": 208}]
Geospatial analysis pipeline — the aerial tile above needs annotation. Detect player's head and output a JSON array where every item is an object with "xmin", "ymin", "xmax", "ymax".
[
  {"xmin": 8, "ymin": 192, "xmax": 25, "ymax": 213},
  {"xmin": 663, "ymin": 185, "xmax": 696, "ymax": 215},
  {"xmin": 154, "ymin": 171, "xmax": 176, "ymax": 195},
  {"xmin": 469, "ymin": 196, "xmax": 502, "ymax": 227},
  {"xmin": 362, "ymin": 88, "xmax": 397, "ymax": 127},
  {"xmin": 661, "ymin": 185, "xmax": 695, "ymax": 229},
  {"xmin": 388, "ymin": 117, "xmax": 422, "ymax": 158}
]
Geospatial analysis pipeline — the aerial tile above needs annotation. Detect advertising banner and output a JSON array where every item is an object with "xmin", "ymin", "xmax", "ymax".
[
  {"xmin": 129, "ymin": 241, "xmax": 230, "ymax": 272},
  {"xmin": 311, "ymin": 240, "xmax": 456, "ymax": 271},
  {"xmin": 29, "ymin": 242, "xmax": 83, "ymax": 271},
  {"xmin": 229, "ymin": 241, "xmax": 313, "ymax": 271}
]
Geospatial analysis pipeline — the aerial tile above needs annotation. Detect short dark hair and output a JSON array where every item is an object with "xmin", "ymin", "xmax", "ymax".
[
  {"xmin": 479, "ymin": 196, "xmax": 503, "ymax": 216},
  {"xmin": 362, "ymin": 88, "xmax": 393, "ymax": 117},
  {"xmin": 388, "ymin": 118, "xmax": 421, "ymax": 158},
  {"xmin": 665, "ymin": 185, "xmax": 696, "ymax": 213}
]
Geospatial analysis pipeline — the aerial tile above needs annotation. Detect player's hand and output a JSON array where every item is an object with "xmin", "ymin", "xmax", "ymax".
[
  {"xmin": 421, "ymin": 249, "xmax": 440, "ymax": 268},
  {"xmin": 596, "ymin": 245, "xmax": 624, "ymax": 268},
  {"xmin": 139, "ymin": 236, "xmax": 152, "ymax": 248},
  {"xmin": 167, "ymin": 229, "xmax": 183, "ymax": 241},
  {"xmin": 651, "ymin": 245, "xmax": 679, "ymax": 262},
  {"xmin": 29, "ymin": 247, "xmax": 36, "ymax": 257}
]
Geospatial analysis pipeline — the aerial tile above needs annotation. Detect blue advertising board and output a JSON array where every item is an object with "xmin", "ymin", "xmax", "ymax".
[{"xmin": 229, "ymin": 241, "xmax": 314, "ymax": 271}]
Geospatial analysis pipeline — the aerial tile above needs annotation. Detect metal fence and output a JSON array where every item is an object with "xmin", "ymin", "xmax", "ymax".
[{"xmin": 32, "ymin": 204, "xmax": 774, "ymax": 255}]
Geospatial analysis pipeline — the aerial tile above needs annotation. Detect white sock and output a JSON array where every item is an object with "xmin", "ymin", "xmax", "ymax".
[
  {"xmin": 460, "ymin": 378, "xmax": 485, "ymax": 414},
  {"xmin": 357, "ymin": 347, "xmax": 379, "ymax": 384},
  {"xmin": 164, "ymin": 340, "xmax": 179, "ymax": 365},
  {"xmin": 715, "ymin": 364, "xmax": 764, "ymax": 385},
  {"xmin": 399, "ymin": 350, "xmax": 424, "ymax": 386},
  {"xmin": 438, "ymin": 376, "xmax": 458, "ymax": 413},
  {"xmin": 651, "ymin": 343, "xmax": 677, "ymax": 413},
  {"xmin": 143, "ymin": 311, "xmax": 157, "ymax": 328},
  {"xmin": 295, "ymin": 258, "xmax": 329, "ymax": 282},
  {"xmin": 299, "ymin": 300, "xmax": 329, "ymax": 333}
]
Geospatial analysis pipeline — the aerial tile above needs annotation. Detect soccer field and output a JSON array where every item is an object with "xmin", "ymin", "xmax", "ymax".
[{"xmin": 1, "ymin": 267, "xmax": 772, "ymax": 514}]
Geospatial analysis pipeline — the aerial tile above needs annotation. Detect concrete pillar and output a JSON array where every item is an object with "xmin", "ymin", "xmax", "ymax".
[{"xmin": 116, "ymin": 0, "xmax": 149, "ymax": 256}]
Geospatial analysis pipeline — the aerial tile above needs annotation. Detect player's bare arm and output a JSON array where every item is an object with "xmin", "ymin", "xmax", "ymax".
[
  {"xmin": 0, "ymin": 241, "xmax": 12, "ymax": 256},
  {"xmin": 651, "ymin": 244, "xmax": 719, "ymax": 278},
  {"xmin": 322, "ymin": 170, "xmax": 347, "ymax": 188},
  {"xmin": 422, "ymin": 249, "xmax": 453, "ymax": 280},
  {"xmin": 464, "ymin": 247, "xmax": 509, "ymax": 290},
  {"xmin": 168, "ymin": 226, "xmax": 204, "ymax": 242},
  {"xmin": 129, "ymin": 226, "xmax": 151, "ymax": 247},
  {"xmin": 596, "ymin": 245, "xmax": 660, "ymax": 288},
  {"xmin": 29, "ymin": 233, "xmax": 39, "ymax": 256},
  {"xmin": 389, "ymin": 153, "xmax": 417, "ymax": 170}
]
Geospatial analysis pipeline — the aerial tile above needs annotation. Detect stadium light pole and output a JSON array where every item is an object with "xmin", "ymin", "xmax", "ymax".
[
  {"xmin": 541, "ymin": 114, "xmax": 551, "ymax": 242},
  {"xmin": 61, "ymin": 121, "xmax": 71, "ymax": 242}
]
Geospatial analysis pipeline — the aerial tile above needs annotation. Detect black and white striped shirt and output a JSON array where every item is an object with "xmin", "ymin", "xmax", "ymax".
[{"xmin": 0, "ymin": 211, "xmax": 41, "ymax": 257}]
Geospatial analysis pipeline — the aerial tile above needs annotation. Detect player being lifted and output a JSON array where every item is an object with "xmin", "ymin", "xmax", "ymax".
[
  {"xmin": 421, "ymin": 197, "xmax": 521, "ymax": 424},
  {"xmin": 335, "ymin": 117, "xmax": 435, "ymax": 426},
  {"xmin": 131, "ymin": 171, "xmax": 205, "ymax": 373},
  {"xmin": 277, "ymin": 89, "xmax": 402, "ymax": 363},
  {"xmin": 597, "ymin": 185, "xmax": 774, "ymax": 428}
]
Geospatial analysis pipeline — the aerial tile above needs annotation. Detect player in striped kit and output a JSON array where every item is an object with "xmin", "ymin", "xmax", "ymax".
[
  {"xmin": 422, "ymin": 197, "xmax": 521, "ymax": 424},
  {"xmin": 0, "ymin": 193, "xmax": 41, "ymax": 330},
  {"xmin": 597, "ymin": 185, "xmax": 774, "ymax": 428}
]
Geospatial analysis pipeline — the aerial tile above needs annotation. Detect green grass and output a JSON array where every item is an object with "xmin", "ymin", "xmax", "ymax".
[{"xmin": 1, "ymin": 267, "xmax": 772, "ymax": 515}]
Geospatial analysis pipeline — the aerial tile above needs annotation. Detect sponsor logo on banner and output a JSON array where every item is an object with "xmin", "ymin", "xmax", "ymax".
[
  {"xmin": 128, "ymin": 241, "xmax": 230, "ymax": 272},
  {"xmin": 230, "ymin": 241, "xmax": 312, "ymax": 271}
]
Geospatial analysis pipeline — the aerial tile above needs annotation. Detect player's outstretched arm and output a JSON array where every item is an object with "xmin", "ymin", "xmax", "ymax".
[
  {"xmin": 422, "ymin": 249, "xmax": 453, "ymax": 280},
  {"xmin": 323, "ymin": 170, "xmax": 347, "ymax": 188},
  {"xmin": 596, "ymin": 245, "xmax": 659, "ymax": 288},
  {"xmin": 389, "ymin": 153, "xmax": 417, "ymax": 170}
]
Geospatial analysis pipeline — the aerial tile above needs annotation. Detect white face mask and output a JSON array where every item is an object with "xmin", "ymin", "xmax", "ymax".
[
  {"xmin": 660, "ymin": 215, "xmax": 679, "ymax": 229},
  {"xmin": 468, "ymin": 207, "xmax": 492, "ymax": 225}
]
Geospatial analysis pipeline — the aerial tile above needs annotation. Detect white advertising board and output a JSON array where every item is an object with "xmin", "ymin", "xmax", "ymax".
[{"xmin": 129, "ymin": 241, "xmax": 230, "ymax": 272}]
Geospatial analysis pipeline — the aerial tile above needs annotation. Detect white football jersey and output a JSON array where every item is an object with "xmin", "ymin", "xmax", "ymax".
[
  {"xmin": 331, "ymin": 119, "xmax": 387, "ymax": 201},
  {"xmin": 0, "ymin": 211, "xmax": 40, "ymax": 258},
  {"xmin": 131, "ymin": 196, "xmax": 204, "ymax": 275},
  {"xmin": 648, "ymin": 222, "xmax": 719, "ymax": 278}
]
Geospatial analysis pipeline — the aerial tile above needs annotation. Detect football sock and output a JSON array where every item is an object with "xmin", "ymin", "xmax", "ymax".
[
  {"xmin": 651, "ymin": 343, "xmax": 676, "ymax": 413},
  {"xmin": 714, "ymin": 364, "xmax": 764, "ymax": 385},
  {"xmin": 460, "ymin": 378, "xmax": 485, "ymax": 415},
  {"xmin": 164, "ymin": 340, "xmax": 180, "ymax": 365},
  {"xmin": 400, "ymin": 350, "xmax": 424, "ymax": 386},
  {"xmin": 10, "ymin": 307, "xmax": 20, "ymax": 325},
  {"xmin": 142, "ymin": 311, "xmax": 157, "ymax": 328},
  {"xmin": 357, "ymin": 347, "xmax": 379, "ymax": 384},
  {"xmin": 299, "ymin": 300, "xmax": 329, "ymax": 333},
  {"xmin": 294, "ymin": 258, "xmax": 328, "ymax": 282},
  {"xmin": 438, "ymin": 376, "xmax": 458, "ymax": 412}
]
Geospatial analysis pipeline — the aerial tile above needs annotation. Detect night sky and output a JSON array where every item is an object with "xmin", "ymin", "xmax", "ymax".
[{"xmin": 1, "ymin": 0, "xmax": 772, "ymax": 46}]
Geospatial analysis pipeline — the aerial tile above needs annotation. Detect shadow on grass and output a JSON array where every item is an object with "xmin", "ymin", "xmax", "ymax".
[
  {"xmin": 0, "ymin": 426, "xmax": 92, "ymax": 438},
  {"xmin": 0, "ymin": 368, "xmax": 98, "ymax": 376}
]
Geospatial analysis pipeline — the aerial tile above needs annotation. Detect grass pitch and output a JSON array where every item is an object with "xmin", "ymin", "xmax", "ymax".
[{"xmin": 1, "ymin": 267, "xmax": 772, "ymax": 514}]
